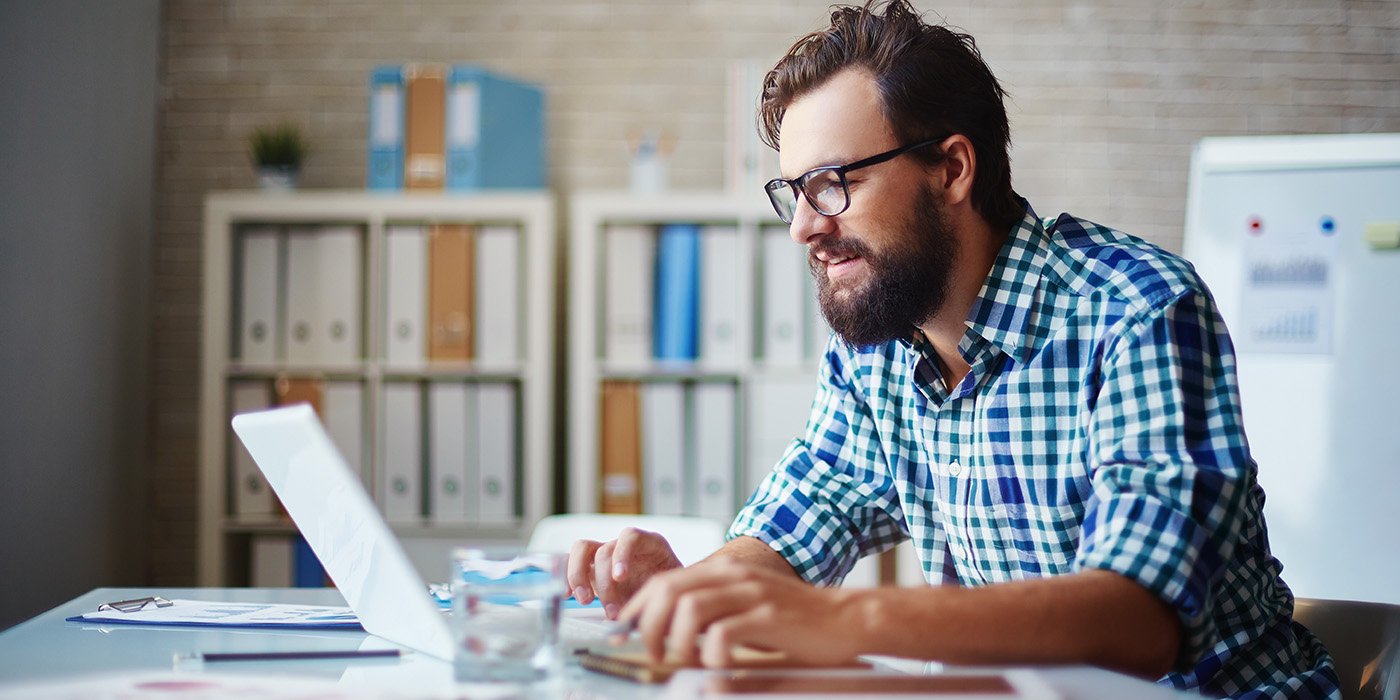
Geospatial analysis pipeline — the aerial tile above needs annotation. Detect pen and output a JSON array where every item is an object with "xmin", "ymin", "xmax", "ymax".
[{"xmin": 176, "ymin": 649, "xmax": 406, "ymax": 663}]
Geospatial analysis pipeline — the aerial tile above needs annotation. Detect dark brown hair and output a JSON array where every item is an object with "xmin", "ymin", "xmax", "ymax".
[{"xmin": 759, "ymin": 0, "xmax": 1022, "ymax": 229}]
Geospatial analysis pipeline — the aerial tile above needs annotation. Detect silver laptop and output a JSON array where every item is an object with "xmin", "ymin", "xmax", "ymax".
[{"xmin": 232, "ymin": 403, "xmax": 455, "ymax": 660}]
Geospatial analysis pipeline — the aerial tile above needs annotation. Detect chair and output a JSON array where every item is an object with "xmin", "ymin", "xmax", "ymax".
[
  {"xmin": 527, "ymin": 514, "xmax": 728, "ymax": 567},
  {"xmin": 1293, "ymin": 598, "xmax": 1400, "ymax": 700}
]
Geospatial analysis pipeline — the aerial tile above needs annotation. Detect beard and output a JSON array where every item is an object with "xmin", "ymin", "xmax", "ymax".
[{"xmin": 810, "ymin": 184, "xmax": 959, "ymax": 347}]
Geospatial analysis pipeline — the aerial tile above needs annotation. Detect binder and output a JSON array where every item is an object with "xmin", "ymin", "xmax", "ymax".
[
  {"xmin": 384, "ymin": 226, "xmax": 427, "ymax": 365},
  {"xmin": 293, "ymin": 534, "xmax": 328, "ymax": 587},
  {"xmin": 474, "ymin": 224, "xmax": 520, "ymax": 365},
  {"xmin": 724, "ymin": 59, "xmax": 776, "ymax": 194},
  {"xmin": 477, "ymin": 383, "xmax": 517, "ymax": 524},
  {"xmin": 693, "ymin": 381, "xmax": 737, "ymax": 521},
  {"xmin": 315, "ymin": 226, "xmax": 363, "ymax": 365},
  {"xmin": 382, "ymin": 382, "xmax": 424, "ymax": 523},
  {"xmin": 641, "ymin": 382, "xmax": 687, "ymax": 516},
  {"xmin": 283, "ymin": 228, "xmax": 322, "ymax": 364},
  {"xmin": 428, "ymin": 224, "xmax": 474, "ymax": 361},
  {"xmin": 275, "ymin": 375, "xmax": 323, "ymax": 415},
  {"xmin": 237, "ymin": 227, "xmax": 281, "ymax": 364},
  {"xmin": 404, "ymin": 64, "xmax": 446, "ymax": 190},
  {"xmin": 367, "ymin": 65, "xmax": 405, "ymax": 190},
  {"xmin": 250, "ymin": 535, "xmax": 293, "ymax": 587},
  {"xmin": 653, "ymin": 224, "xmax": 701, "ymax": 361},
  {"xmin": 229, "ymin": 379, "xmax": 275, "ymax": 518},
  {"xmin": 699, "ymin": 225, "xmax": 743, "ymax": 367},
  {"xmin": 445, "ymin": 65, "xmax": 546, "ymax": 190},
  {"xmin": 761, "ymin": 226, "xmax": 806, "ymax": 364},
  {"xmin": 599, "ymin": 380, "xmax": 643, "ymax": 513},
  {"xmin": 322, "ymin": 381, "xmax": 365, "ymax": 488},
  {"xmin": 428, "ymin": 381, "xmax": 475, "ymax": 524},
  {"xmin": 745, "ymin": 377, "xmax": 816, "ymax": 492},
  {"xmin": 604, "ymin": 225, "xmax": 656, "ymax": 365}
]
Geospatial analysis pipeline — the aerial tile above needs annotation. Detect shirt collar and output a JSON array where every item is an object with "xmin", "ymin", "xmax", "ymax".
[{"xmin": 961, "ymin": 200, "xmax": 1050, "ymax": 366}]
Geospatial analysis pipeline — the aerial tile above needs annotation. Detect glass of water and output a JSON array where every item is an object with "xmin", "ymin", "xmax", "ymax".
[{"xmin": 451, "ymin": 548, "xmax": 567, "ymax": 686}]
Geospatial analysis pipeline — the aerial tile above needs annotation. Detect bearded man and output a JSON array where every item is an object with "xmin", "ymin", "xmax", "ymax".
[{"xmin": 569, "ymin": 2, "xmax": 1340, "ymax": 698}]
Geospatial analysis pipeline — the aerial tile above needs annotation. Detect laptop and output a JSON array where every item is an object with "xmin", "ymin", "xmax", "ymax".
[{"xmin": 232, "ymin": 403, "xmax": 458, "ymax": 660}]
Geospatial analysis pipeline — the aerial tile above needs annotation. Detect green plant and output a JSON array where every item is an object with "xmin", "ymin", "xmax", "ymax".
[{"xmin": 248, "ymin": 123, "xmax": 307, "ymax": 169}]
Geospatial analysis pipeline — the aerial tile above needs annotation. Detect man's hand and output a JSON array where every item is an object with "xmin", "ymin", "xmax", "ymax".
[
  {"xmin": 617, "ymin": 558, "xmax": 863, "ymax": 668},
  {"xmin": 567, "ymin": 527, "xmax": 683, "ymax": 618}
]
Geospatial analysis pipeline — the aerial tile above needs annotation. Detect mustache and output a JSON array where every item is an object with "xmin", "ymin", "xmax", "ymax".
[{"xmin": 808, "ymin": 238, "xmax": 871, "ymax": 264}]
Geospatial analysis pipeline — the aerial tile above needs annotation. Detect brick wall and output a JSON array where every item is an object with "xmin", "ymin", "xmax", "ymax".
[{"xmin": 149, "ymin": 0, "xmax": 1400, "ymax": 583}]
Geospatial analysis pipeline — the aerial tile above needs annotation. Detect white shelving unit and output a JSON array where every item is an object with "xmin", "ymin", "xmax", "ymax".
[
  {"xmin": 199, "ymin": 190, "xmax": 556, "ymax": 587},
  {"xmin": 566, "ymin": 190, "xmax": 826, "ymax": 518}
]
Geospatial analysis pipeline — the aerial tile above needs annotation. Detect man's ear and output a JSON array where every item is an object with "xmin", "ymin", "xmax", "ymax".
[{"xmin": 933, "ymin": 135, "xmax": 976, "ymax": 207}]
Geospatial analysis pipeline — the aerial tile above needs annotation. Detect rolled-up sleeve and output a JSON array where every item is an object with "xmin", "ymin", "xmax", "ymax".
[
  {"xmin": 729, "ymin": 341, "xmax": 909, "ymax": 586},
  {"xmin": 1075, "ymin": 290, "xmax": 1253, "ymax": 670}
]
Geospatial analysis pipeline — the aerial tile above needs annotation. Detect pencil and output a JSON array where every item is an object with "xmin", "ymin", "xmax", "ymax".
[{"xmin": 188, "ymin": 649, "xmax": 405, "ymax": 662}]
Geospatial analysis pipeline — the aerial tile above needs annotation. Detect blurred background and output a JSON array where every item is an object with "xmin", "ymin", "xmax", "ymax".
[{"xmin": 1, "ymin": 0, "xmax": 1397, "ymax": 630}]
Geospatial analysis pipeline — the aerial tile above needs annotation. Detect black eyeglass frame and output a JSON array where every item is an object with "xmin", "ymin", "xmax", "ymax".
[{"xmin": 764, "ymin": 136, "xmax": 949, "ymax": 224}]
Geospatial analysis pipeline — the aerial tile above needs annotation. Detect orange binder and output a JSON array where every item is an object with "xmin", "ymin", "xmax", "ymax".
[
  {"xmin": 599, "ymin": 381, "xmax": 643, "ymax": 513},
  {"xmin": 405, "ymin": 64, "xmax": 446, "ymax": 190},
  {"xmin": 428, "ymin": 224, "xmax": 474, "ymax": 361},
  {"xmin": 274, "ymin": 375, "xmax": 324, "ymax": 415}
]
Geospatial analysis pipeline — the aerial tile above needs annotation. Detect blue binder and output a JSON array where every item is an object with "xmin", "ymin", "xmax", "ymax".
[
  {"xmin": 445, "ymin": 65, "xmax": 545, "ymax": 190},
  {"xmin": 654, "ymin": 224, "xmax": 701, "ymax": 361},
  {"xmin": 367, "ymin": 65, "xmax": 405, "ymax": 190}
]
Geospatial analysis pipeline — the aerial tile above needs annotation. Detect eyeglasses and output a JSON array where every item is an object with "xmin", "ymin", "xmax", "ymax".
[{"xmin": 764, "ymin": 137, "xmax": 947, "ymax": 224}]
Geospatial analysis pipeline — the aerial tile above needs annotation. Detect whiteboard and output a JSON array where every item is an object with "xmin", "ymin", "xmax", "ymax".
[{"xmin": 1182, "ymin": 133, "xmax": 1400, "ymax": 605}]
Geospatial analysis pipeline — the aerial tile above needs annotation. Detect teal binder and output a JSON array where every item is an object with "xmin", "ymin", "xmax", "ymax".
[{"xmin": 445, "ymin": 65, "xmax": 545, "ymax": 190}]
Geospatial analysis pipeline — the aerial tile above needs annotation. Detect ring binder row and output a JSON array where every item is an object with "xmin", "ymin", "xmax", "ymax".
[{"xmin": 367, "ymin": 63, "xmax": 545, "ymax": 192}]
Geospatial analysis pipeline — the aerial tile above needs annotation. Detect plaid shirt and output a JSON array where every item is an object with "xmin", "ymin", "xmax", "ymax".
[{"xmin": 731, "ymin": 203, "xmax": 1340, "ymax": 699}]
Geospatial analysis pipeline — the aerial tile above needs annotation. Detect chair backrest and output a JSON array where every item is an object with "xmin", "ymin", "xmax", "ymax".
[
  {"xmin": 1293, "ymin": 598, "xmax": 1400, "ymax": 700},
  {"xmin": 527, "ymin": 514, "xmax": 728, "ymax": 567}
]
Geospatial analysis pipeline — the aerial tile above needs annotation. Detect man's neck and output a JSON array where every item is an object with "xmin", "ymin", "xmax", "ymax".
[{"xmin": 915, "ymin": 213, "xmax": 1008, "ymax": 388}]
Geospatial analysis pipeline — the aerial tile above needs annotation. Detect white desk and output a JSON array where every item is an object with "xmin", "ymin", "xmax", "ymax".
[{"xmin": 0, "ymin": 588, "xmax": 1202, "ymax": 699}]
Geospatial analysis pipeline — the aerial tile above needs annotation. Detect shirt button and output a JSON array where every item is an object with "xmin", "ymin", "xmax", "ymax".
[{"xmin": 948, "ymin": 460, "xmax": 961, "ymax": 476}]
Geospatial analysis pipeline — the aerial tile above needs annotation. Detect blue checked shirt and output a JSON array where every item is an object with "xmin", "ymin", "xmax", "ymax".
[{"xmin": 731, "ymin": 202, "xmax": 1340, "ymax": 699}]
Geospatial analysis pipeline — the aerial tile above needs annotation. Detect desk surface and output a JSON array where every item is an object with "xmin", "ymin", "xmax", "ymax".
[{"xmin": 0, "ymin": 588, "xmax": 1201, "ymax": 699}]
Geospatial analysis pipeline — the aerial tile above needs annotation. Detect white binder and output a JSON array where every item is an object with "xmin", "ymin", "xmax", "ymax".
[
  {"xmin": 384, "ymin": 226, "xmax": 427, "ymax": 366},
  {"xmin": 229, "ymin": 379, "xmax": 275, "ymax": 517},
  {"xmin": 316, "ymin": 226, "xmax": 363, "ymax": 364},
  {"xmin": 693, "ymin": 381, "xmax": 737, "ymax": 521},
  {"xmin": 237, "ymin": 228, "xmax": 280, "ymax": 364},
  {"xmin": 474, "ymin": 225, "xmax": 520, "ymax": 365},
  {"xmin": 322, "ymin": 381, "xmax": 365, "ymax": 488},
  {"xmin": 805, "ymin": 259, "xmax": 830, "ymax": 361},
  {"xmin": 250, "ymin": 535, "xmax": 294, "ymax": 587},
  {"xmin": 641, "ymin": 382, "xmax": 687, "ymax": 516},
  {"xmin": 428, "ymin": 381, "xmax": 475, "ymax": 524},
  {"xmin": 476, "ymin": 383, "xmax": 517, "ymax": 524},
  {"xmin": 761, "ymin": 226, "xmax": 806, "ymax": 365},
  {"xmin": 283, "ymin": 228, "xmax": 322, "ymax": 364},
  {"xmin": 745, "ymin": 376, "xmax": 816, "ymax": 492},
  {"xmin": 604, "ymin": 224, "xmax": 655, "ymax": 365},
  {"xmin": 381, "ymin": 382, "xmax": 423, "ymax": 523},
  {"xmin": 699, "ymin": 225, "xmax": 743, "ymax": 367}
]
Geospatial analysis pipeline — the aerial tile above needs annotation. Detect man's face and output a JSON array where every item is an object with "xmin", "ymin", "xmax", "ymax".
[{"xmin": 778, "ymin": 69, "xmax": 959, "ymax": 346}]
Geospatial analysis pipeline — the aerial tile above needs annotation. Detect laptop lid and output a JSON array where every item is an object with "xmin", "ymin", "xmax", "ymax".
[{"xmin": 231, "ymin": 403, "xmax": 453, "ymax": 660}]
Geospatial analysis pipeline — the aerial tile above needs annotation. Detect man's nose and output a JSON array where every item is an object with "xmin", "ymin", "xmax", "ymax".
[{"xmin": 787, "ymin": 194, "xmax": 835, "ymax": 245}]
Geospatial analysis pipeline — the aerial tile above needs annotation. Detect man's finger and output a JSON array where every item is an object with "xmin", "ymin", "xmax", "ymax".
[
  {"xmin": 667, "ymin": 583, "xmax": 760, "ymax": 667},
  {"xmin": 593, "ymin": 540, "xmax": 620, "ymax": 615},
  {"xmin": 567, "ymin": 540, "xmax": 602, "ymax": 605},
  {"xmin": 609, "ymin": 526, "xmax": 651, "ymax": 581}
]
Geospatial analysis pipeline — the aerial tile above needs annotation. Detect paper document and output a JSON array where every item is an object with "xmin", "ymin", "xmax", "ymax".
[{"xmin": 66, "ymin": 599, "xmax": 361, "ymax": 629}]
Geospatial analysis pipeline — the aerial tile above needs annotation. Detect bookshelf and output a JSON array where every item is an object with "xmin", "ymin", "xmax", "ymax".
[
  {"xmin": 566, "ymin": 191, "xmax": 828, "ymax": 519},
  {"xmin": 199, "ymin": 190, "xmax": 555, "ymax": 587}
]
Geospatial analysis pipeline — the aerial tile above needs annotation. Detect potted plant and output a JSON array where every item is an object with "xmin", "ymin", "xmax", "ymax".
[{"xmin": 248, "ymin": 123, "xmax": 307, "ymax": 191}]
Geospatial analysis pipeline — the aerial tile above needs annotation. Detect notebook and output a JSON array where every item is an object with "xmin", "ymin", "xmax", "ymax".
[{"xmin": 232, "ymin": 403, "xmax": 457, "ymax": 660}]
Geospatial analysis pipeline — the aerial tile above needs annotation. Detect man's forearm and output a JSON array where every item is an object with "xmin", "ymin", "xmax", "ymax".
[
  {"xmin": 703, "ymin": 535, "xmax": 801, "ymax": 578},
  {"xmin": 843, "ymin": 568, "xmax": 1181, "ymax": 679}
]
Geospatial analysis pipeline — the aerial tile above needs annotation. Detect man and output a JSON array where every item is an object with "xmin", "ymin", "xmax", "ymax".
[{"xmin": 569, "ymin": 2, "xmax": 1340, "ymax": 697}]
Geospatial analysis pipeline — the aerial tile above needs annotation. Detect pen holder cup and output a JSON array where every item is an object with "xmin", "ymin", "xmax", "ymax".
[{"xmin": 450, "ymin": 548, "xmax": 568, "ymax": 687}]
